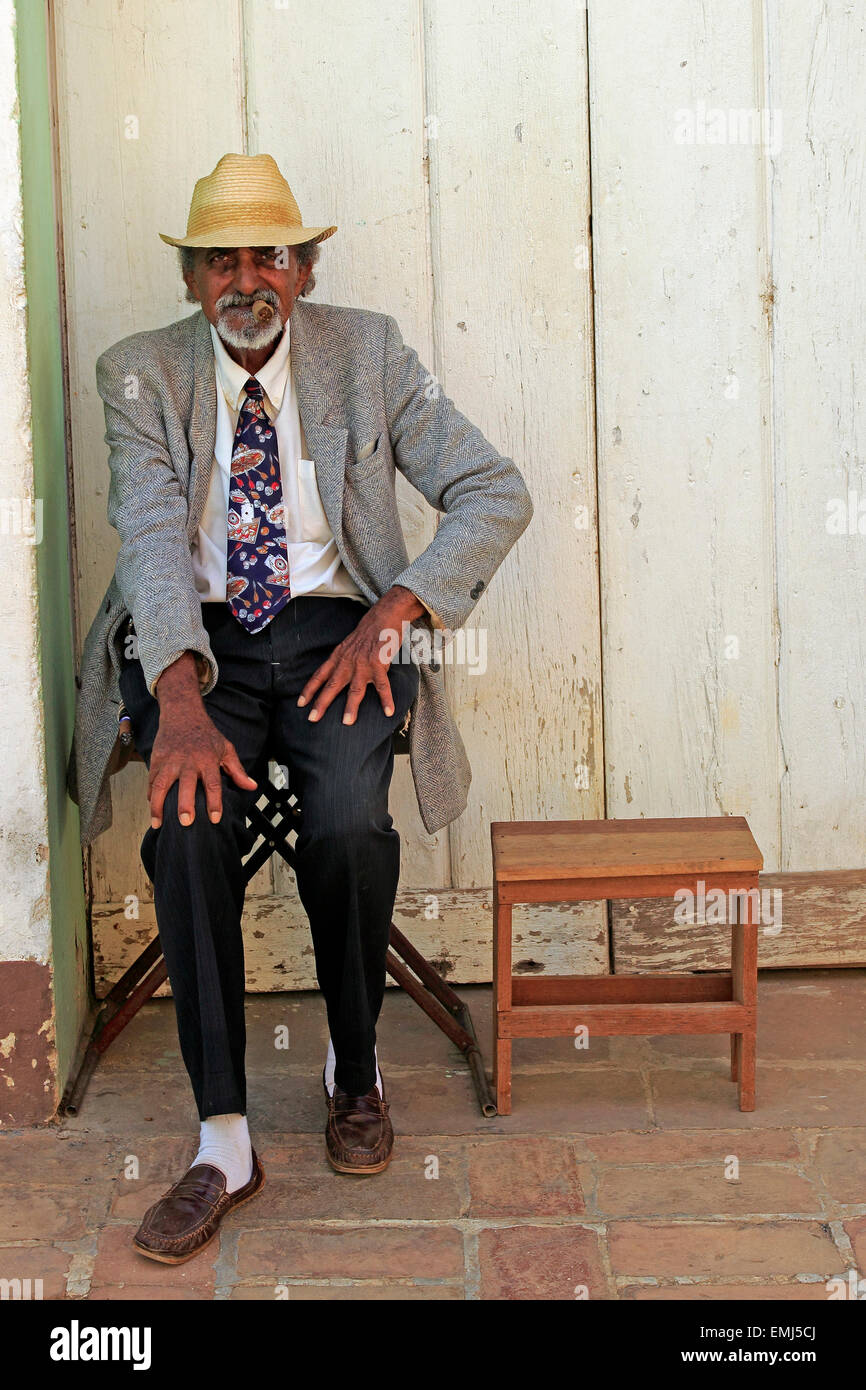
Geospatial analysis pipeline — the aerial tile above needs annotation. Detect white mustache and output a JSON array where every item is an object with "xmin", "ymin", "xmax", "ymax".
[{"xmin": 218, "ymin": 294, "xmax": 279, "ymax": 312}]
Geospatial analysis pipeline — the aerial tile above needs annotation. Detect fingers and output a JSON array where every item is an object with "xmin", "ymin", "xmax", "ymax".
[
  {"xmin": 297, "ymin": 654, "xmax": 337, "ymax": 711},
  {"xmin": 312, "ymin": 664, "xmax": 395, "ymax": 727},
  {"xmin": 146, "ymin": 719, "xmax": 258, "ymax": 830},
  {"xmin": 341, "ymin": 677, "xmax": 369, "ymax": 726},
  {"xmin": 370, "ymin": 666, "xmax": 395, "ymax": 720},
  {"xmin": 202, "ymin": 766, "xmax": 224, "ymax": 824},
  {"xmin": 222, "ymin": 743, "xmax": 259, "ymax": 794},
  {"xmin": 148, "ymin": 774, "xmax": 169, "ymax": 829},
  {"xmin": 176, "ymin": 770, "xmax": 199, "ymax": 826},
  {"xmin": 147, "ymin": 767, "xmax": 190, "ymax": 829},
  {"xmin": 305, "ymin": 672, "xmax": 347, "ymax": 721},
  {"xmin": 150, "ymin": 756, "xmax": 255, "ymax": 829}
]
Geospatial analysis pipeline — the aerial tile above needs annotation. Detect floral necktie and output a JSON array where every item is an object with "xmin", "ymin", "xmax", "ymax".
[{"xmin": 226, "ymin": 377, "xmax": 291, "ymax": 632}]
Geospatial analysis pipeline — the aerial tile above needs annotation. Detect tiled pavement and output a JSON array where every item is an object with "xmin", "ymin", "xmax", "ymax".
[{"xmin": 1, "ymin": 970, "xmax": 864, "ymax": 1300}]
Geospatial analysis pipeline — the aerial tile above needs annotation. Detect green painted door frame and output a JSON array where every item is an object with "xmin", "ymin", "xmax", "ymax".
[{"xmin": 15, "ymin": 0, "xmax": 90, "ymax": 1112}]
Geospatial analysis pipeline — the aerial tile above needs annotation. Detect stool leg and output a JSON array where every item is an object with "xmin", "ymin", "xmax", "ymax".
[
  {"xmin": 732, "ymin": 884, "xmax": 758, "ymax": 1112},
  {"xmin": 492, "ymin": 886, "xmax": 512, "ymax": 1115},
  {"xmin": 737, "ymin": 1032, "xmax": 756, "ymax": 1112}
]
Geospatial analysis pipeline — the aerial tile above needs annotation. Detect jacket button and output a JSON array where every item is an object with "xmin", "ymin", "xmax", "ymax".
[{"xmin": 470, "ymin": 579, "xmax": 485, "ymax": 599}]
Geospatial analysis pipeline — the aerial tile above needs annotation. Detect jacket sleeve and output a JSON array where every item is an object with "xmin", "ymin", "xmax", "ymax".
[
  {"xmin": 381, "ymin": 313, "xmax": 534, "ymax": 633},
  {"xmin": 97, "ymin": 348, "xmax": 218, "ymax": 698}
]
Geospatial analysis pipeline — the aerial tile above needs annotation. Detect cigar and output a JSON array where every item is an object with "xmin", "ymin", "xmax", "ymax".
[{"xmin": 252, "ymin": 299, "xmax": 275, "ymax": 323}]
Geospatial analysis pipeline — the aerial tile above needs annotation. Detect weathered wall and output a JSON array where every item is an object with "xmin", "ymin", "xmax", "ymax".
[{"xmin": 0, "ymin": 0, "xmax": 88, "ymax": 1124}]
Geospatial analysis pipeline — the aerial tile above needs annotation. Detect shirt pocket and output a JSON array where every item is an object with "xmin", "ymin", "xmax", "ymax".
[{"xmin": 297, "ymin": 458, "xmax": 333, "ymax": 543}]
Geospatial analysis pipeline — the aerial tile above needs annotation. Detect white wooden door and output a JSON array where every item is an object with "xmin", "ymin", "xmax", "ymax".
[{"xmin": 53, "ymin": 1, "xmax": 866, "ymax": 990}]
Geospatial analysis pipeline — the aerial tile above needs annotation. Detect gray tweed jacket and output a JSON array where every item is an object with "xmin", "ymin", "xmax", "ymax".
[{"xmin": 67, "ymin": 299, "xmax": 534, "ymax": 846}]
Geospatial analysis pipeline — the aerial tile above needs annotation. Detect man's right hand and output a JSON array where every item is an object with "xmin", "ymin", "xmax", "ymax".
[{"xmin": 149, "ymin": 652, "xmax": 257, "ymax": 828}]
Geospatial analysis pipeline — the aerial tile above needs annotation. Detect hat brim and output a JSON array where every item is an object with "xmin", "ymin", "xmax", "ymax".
[{"xmin": 159, "ymin": 224, "xmax": 337, "ymax": 248}]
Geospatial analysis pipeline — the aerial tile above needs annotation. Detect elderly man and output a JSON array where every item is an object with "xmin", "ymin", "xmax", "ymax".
[{"xmin": 68, "ymin": 153, "xmax": 533, "ymax": 1263}]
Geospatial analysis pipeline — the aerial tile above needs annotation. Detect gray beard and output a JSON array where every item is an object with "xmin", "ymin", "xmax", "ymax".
[{"xmin": 215, "ymin": 308, "xmax": 284, "ymax": 352}]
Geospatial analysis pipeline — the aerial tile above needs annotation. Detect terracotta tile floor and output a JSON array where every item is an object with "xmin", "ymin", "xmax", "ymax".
[{"xmin": 1, "ymin": 970, "xmax": 864, "ymax": 1300}]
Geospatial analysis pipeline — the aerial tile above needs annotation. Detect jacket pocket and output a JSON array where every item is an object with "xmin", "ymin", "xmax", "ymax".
[
  {"xmin": 352, "ymin": 432, "xmax": 381, "ymax": 464},
  {"xmin": 345, "ymin": 435, "xmax": 392, "ymax": 484}
]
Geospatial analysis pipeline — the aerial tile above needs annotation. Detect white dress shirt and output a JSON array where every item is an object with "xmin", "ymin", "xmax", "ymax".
[{"xmin": 191, "ymin": 319, "xmax": 370, "ymax": 610}]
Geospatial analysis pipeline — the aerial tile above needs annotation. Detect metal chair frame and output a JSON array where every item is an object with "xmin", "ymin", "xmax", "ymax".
[{"xmin": 61, "ymin": 760, "xmax": 496, "ymax": 1117}]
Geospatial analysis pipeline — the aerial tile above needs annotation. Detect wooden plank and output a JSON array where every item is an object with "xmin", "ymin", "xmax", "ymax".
[
  {"xmin": 612, "ymin": 870, "xmax": 866, "ymax": 971},
  {"xmin": 492, "ymin": 880, "xmax": 513, "ymax": 1113},
  {"xmin": 731, "ymin": 877, "xmax": 758, "ymax": 1106},
  {"xmin": 765, "ymin": 2, "xmax": 866, "ymax": 870},
  {"xmin": 496, "ymin": 870, "xmax": 759, "ymax": 905},
  {"xmin": 426, "ymin": 1, "xmax": 602, "ymax": 905},
  {"xmin": 503, "ymin": 1001, "xmax": 751, "ymax": 1037},
  {"xmin": 588, "ymin": 0, "xmax": 779, "ymax": 869},
  {"xmin": 492, "ymin": 815, "xmax": 763, "ymax": 879},
  {"xmin": 248, "ymin": 0, "xmax": 449, "ymax": 892},
  {"xmin": 732, "ymin": 878, "xmax": 759, "ymax": 1005},
  {"xmin": 511, "ymin": 973, "xmax": 733, "ymax": 1006},
  {"xmin": 90, "ymin": 887, "xmax": 608, "ymax": 996},
  {"xmin": 492, "ymin": 882, "xmax": 513, "ymax": 1007}
]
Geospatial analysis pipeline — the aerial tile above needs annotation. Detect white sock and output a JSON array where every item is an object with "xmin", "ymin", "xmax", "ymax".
[
  {"xmin": 192, "ymin": 1113, "xmax": 253, "ymax": 1194},
  {"xmin": 324, "ymin": 1037, "xmax": 382, "ymax": 1098}
]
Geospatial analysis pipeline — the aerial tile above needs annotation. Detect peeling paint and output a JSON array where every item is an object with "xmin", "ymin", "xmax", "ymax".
[{"xmin": 720, "ymin": 695, "xmax": 740, "ymax": 734}]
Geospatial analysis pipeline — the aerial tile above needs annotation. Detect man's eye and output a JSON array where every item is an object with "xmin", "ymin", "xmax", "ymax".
[{"xmin": 256, "ymin": 249, "xmax": 278, "ymax": 264}]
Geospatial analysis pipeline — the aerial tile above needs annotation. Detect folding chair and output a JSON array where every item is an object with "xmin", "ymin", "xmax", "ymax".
[{"xmin": 60, "ymin": 725, "xmax": 496, "ymax": 1117}]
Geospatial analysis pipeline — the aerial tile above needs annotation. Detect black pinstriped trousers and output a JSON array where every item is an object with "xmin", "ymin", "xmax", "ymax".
[{"xmin": 118, "ymin": 595, "xmax": 420, "ymax": 1119}]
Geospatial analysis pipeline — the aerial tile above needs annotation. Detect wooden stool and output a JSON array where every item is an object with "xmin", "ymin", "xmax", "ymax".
[{"xmin": 491, "ymin": 816, "xmax": 763, "ymax": 1114}]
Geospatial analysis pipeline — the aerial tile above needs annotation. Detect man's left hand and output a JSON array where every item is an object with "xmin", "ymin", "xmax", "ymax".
[{"xmin": 297, "ymin": 585, "xmax": 426, "ymax": 726}]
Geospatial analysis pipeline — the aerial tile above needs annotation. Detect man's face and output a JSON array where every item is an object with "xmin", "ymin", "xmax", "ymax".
[{"xmin": 183, "ymin": 245, "xmax": 311, "ymax": 352}]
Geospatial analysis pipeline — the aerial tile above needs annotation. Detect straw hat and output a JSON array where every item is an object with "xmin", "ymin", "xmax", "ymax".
[{"xmin": 159, "ymin": 153, "xmax": 337, "ymax": 249}]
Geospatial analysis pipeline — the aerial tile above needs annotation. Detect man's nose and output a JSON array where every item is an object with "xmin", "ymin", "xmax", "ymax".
[{"xmin": 232, "ymin": 252, "xmax": 264, "ymax": 295}]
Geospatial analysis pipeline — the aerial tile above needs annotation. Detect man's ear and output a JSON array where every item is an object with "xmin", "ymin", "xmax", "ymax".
[
  {"xmin": 183, "ymin": 270, "xmax": 201, "ymax": 303},
  {"xmin": 293, "ymin": 249, "xmax": 311, "ymax": 297}
]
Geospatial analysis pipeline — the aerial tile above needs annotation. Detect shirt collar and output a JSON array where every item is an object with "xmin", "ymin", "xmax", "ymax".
[{"xmin": 209, "ymin": 316, "xmax": 292, "ymax": 418}]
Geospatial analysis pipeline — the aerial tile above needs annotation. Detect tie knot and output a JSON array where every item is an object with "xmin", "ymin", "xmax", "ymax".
[{"xmin": 244, "ymin": 377, "xmax": 263, "ymax": 401}]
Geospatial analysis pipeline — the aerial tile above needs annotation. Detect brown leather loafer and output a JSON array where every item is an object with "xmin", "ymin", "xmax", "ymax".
[
  {"xmin": 325, "ymin": 1075, "xmax": 394, "ymax": 1175},
  {"xmin": 132, "ymin": 1149, "xmax": 265, "ymax": 1264}
]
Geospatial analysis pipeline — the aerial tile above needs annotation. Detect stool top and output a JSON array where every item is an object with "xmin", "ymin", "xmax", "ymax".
[{"xmin": 490, "ymin": 816, "xmax": 762, "ymax": 881}]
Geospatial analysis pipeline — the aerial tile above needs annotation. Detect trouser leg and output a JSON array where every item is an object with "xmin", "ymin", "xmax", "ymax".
[
  {"xmin": 118, "ymin": 613, "xmax": 270, "ymax": 1119},
  {"xmin": 139, "ymin": 780, "xmax": 255, "ymax": 1118},
  {"xmin": 292, "ymin": 741, "xmax": 400, "ymax": 1096},
  {"xmin": 269, "ymin": 596, "xmax": 420, "ymax": 1096}
]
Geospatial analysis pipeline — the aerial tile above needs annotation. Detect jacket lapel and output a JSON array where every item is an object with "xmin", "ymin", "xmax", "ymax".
[
  {"xmin": 186, "ymin": 302, "xmax": 349, "ymax": 546},
  {"xmin": 289, "ymin": 298, "xmax": 348, "ymax": 543},
  {"xmin": 188, "ymin": 311, "xmax": 218, "ymax": 535}
]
